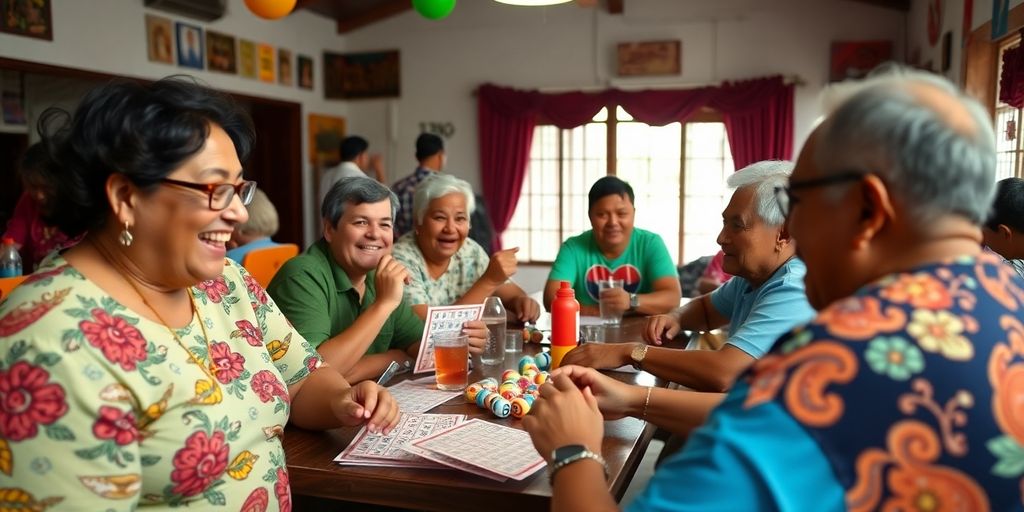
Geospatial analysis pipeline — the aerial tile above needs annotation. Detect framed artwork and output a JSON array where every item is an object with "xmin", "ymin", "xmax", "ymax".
[
  {"xmin": 206, "ymin": 30, "xmax": 236, "ymax": 74},
  {"xmin": 829, "ymin": 41, "xmax": 892, "ymax": 82},
  {"xmin": 1, "ymin": 70, "xmax": 26, "ymax": 125},
  {"xmin": 278, "ymin": 48, "xmax": 293, "ymax": 86},
  {"xmin": 175, "ymin": 22, "xmax": 204, "ymax": 70},
  {"xmin": 258, "ymin": 43, "xmax": 275, "ymax": 83},
  {"xmin": 616, "ymin": 41, "xmax": 681, "ymax": 77},
  {"xmin": 308, "ymin": 113, "xmax": 346, "ymax": 164},
  {"xmin": 239, "ymin": 39, "xmax": 256, "ymax": 79},
  {"xmin": 297, "ymin": 54, "xmax": 314, "ymax": 90},
  {"xmin": 0, "ymin": 0, "xmax": 52, "ymax": 40},
  {"xmin": 145, "ymin": 15, "xmax": 174, "ymax": 64},
  {"xmin": 324, "ymin": 50, "xmax": 400, "ymax": 99}
]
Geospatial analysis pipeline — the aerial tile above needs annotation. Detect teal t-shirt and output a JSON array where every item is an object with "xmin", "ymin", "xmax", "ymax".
[
  {"xmin": 266, "ymin": 239, "xmax": 423, "ymax": 355},
  {"xmin": 548, "ymin": 228, "xmax": 677, "ymax": 306}
]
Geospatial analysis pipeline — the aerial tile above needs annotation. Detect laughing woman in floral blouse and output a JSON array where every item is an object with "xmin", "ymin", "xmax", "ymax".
[{"xmin": 0, "ymin": 77, "xmax": 399, "ymax": 511}]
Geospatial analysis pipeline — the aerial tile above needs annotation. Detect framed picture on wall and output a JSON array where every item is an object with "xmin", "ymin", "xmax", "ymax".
[
  {"xmin": 175, "ymin": 22, "xmax": 204, "ymax": 70},
  {"xmin": 258, "ymin": 44, "xmax": 275, "ymax": 83},
  {"xmin": 298, "ymin": 55, "xmax": 314, "ymax": 90},
  {"xmin": 206, "ymin": 30, "xmax": 236, "ymax": 74},
  {"xmin": 0, "ymin": 0, "xmax": 52, "ymax": 40},
  {"xmin": 323, "ymin": 50, "xmax": 400, "ymax": 99},
  {"xmin": 616, "ymin": 41, "xmax": 681, "ymax": 76},
  {"xmin": 145, "ymin": 15, "xmax": 174, "ymax": 64},
  {"xmin": 829, "ymin": 41, "xmax": 892, "ymax": 82},
  {"xmin": 239, "ymin": 39, "xmax": 257, "ymax": 79},
  {"xmin": 278, "ymin": 48, "xmax": 293, "ymax": 86}
]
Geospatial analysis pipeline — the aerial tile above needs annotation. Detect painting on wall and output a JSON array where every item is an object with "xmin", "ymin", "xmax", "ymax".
[
  {"xmin": 206, "ymin": 30, "xmax": 236, "ymax": 74},
  {"xmin": 258, "ymin": 43, "xmax": 275, "ymax": 83},
  {"xmin": 616, "ymin": 41, "xmax": 681, "ymax": 77},
  {"xmin": 829, "ymin": 41, "xmax": 892, "ymax": 82},
  {"xmin": 145, "ymin": 14, "xmax": 174, "ymax": 64},
  {"xmin": 175, "ymin": 22, "xmax": 204, "ymax": 70},
  {"xmin": 1, "ymin": 70, "xmax": 25, "ymax": 125},
  {"xmin": 324, "ymin": 50, "xmax": 400, "ymax": 99},
  {"xmin": 298, "ymin": 55, "xmax": 314, "ymax": 90},
  {"xmin": 278, "ymin": 48, "xmax": 293, "ymax": 86},
  {"xmin": 0, "ymin": 0, "xmax": 52, "ymax": 40},
  {"xmin": 239, "ymin": 39, "xmax": 256, "ymax": 79}
]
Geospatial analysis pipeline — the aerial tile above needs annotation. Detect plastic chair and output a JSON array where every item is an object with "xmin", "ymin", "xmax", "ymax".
[
  {"xmin": 0, "ymin": 275, "xmax": 29, "ymax": 301},
  {"xmin": 242, "ymin": 244, "xmax": 299, "ymax": 288}
]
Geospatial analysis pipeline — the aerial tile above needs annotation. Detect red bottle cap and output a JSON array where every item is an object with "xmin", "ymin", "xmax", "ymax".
[
  {"xmin": 556, "ymin": 280, "xmax": 575, "ymax": 297},
  {"xmin": 2, "ymin": 237, "xmax": 13, "ymax": 245}
]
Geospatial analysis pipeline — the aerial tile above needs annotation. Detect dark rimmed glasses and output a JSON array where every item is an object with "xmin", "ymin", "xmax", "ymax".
[
  {"xmin": 774, "ymin": 171, "xmax": 865, "ymax": 218},
  {"xmin": 160, "ymin": 178, "xmax": 258, "ymax": 211}
]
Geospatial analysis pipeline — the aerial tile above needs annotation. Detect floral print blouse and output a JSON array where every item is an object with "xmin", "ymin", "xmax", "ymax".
[
  {"xmin": 0, "ymin": 256, "xmax": 322, "ymax": 511},
  {"xmin": 392, "ymin": 233, "xmax": 491, "ymax": 307}
]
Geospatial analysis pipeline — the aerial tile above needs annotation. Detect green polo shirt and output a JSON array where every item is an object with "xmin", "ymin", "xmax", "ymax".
[{"xmin": 266, "ymin": 239, "xmax": 423, "ymax": 355}]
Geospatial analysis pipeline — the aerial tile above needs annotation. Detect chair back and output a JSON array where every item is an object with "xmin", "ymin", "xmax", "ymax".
[
  {"xmin": 242, "ymin": 244, "xmax": 299, "ymax": 288},
  {"xmin": 0, "ymin": 275, "xmax": 29, "ymax": 301}
]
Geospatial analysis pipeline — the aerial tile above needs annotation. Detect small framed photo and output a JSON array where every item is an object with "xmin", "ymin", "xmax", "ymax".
[
  {"xmin": 278, "ymin": 48, "xmax": 293, "ymax": 86},
  {"xmin": 298, "ymin": 55, "xmax": 314, "ymax": 90},
  {"xmin": 206, "ymin": 30, "xmax": 236, "ymax": 74},
  {"xmin": 145, "ymin": 14, "xmax": 174, "ymax": 64},
  {"xmin": 175, "ymin": 22, "xmax": 204, "ymax": 70},
  {"xmin": 239, "ymin": 39, "xmax": 257, "ymax": 79},
  {"xmin": 0, "ymin": 0, "xmax": 52, "ymax": 40},
  {"xmin": 617, "ymin": 40, "xmax": 681, "ymax": 77},
  {"xmin": 258, "ymin": 43, "xmax": 275, "ymax": 83}
]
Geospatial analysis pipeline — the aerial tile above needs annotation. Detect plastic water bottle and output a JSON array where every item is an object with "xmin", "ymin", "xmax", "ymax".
[
  {"xmin": 481, "ymin": 296, "xmax": 506, "ymax": 366},
  {"xmin": 0, "ymin": 237, "xmax": 22, "ymax": 278}
]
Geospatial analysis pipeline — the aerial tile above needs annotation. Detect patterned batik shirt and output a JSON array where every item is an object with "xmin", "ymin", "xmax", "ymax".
[
  {"xmin": 391, "ymin": 167, "xmax": 435, "ymax": 238},
  {"xmin": 391, "ymin": 232, "xmax": 491, "ymax": 307}
]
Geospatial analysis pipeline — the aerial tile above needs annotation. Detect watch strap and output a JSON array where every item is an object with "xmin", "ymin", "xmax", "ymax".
[{"xmin": 548, "ymin": 448, "xmax": 608, "ymax": 485}]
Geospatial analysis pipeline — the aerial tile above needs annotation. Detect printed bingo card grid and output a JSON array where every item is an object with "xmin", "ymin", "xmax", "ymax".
[
  {"xmin": 414, "ymin": 304, "xmax": 483, "ymax": 374},
  {"xmin": 386, "ymin": 380, "xmax": 462, "ymax": 413},
  {"xmin": 406, "ymin": 419, "xmax": 546, "ymax": 481},
  {"xmin": 335, "ymin": 413, "xmax": 465, "ymax": 469}
]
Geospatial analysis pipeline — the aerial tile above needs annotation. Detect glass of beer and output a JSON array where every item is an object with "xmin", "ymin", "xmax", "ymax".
[{"xmin": 433, "ymin": 332, "xmax": 469, "ymax": 390}]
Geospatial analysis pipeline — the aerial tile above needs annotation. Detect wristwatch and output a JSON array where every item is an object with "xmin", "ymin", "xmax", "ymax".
[
  {"xmin": 548, "ymin": 445, "xmax": 608, "ymax": 485},
  {"xmin": 629, "ymin": 292, "xmax": 639, "ymax": 311},
  {"xmin": 630, "ymin": 343, "xmax": 648, "ymax": 370}
]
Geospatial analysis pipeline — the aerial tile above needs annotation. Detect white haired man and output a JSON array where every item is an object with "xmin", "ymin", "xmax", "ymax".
[{"xmin": 562, "ymin": 160, "xmax": 816, "ymax": 393}]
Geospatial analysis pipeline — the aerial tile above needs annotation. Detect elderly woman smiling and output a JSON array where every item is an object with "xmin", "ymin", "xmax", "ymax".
[
  {"xmin": 0, "ymin": 78, "xmax": 398, "ymax": 510},
  {"xmin": 392, "ymin": 174, "xmax": 541, "ymax": 322}
]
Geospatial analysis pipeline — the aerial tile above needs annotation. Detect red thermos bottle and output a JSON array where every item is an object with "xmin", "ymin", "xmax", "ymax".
[{"xmin": 549, "ymin": 281, "xmax": 579, "ymax": 370}]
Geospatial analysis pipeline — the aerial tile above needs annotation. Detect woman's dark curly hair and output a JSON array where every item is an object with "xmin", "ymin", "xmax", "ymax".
[{"xmin": 37, "ymin": 76, "xmax": 255, "ymax": 237}]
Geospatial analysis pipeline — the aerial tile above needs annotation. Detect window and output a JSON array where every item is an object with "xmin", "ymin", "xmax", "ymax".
[
  {"xmin": 503, "ymin": 106, "xmax": 733, "ymax": 265},
  {"xmin": 996, "ymin": 37, "xmax": 1024, "ymax": 181}
]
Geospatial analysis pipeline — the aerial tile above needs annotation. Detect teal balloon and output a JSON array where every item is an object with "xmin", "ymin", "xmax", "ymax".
[{"xmin": 412, "ymin": 0, "xmax": 456, "ymax": 20}]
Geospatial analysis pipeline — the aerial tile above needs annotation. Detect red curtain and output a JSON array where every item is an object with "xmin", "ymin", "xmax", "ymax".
[
  {"xmin": 1000, "ymin": 35, "xmax": 1024, "ymax": 108},
  {"xmin": 477, "ymin": 76, "xmax": 794, "ymax": 247}
]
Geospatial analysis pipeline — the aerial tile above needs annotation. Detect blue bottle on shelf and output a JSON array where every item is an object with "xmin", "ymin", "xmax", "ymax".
[{"xmin": 0, "ymin": 237, "xmax": 22, "ymax": 278}]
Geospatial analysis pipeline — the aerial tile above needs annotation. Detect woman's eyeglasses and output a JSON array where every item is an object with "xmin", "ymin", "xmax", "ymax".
[
  {"xmin": 774, "ymin": 171, "xmax": 865, "ymax": 218},
  {"xmin": 160, "ymin": 178, "xmax": 258, "ymax": 211}
]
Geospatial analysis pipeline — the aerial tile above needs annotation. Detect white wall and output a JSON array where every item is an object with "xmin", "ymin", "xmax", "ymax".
[
  {"xmin": 342, "ymin": 0, "xmax": 907, "ymax": 191},
  {"xmin": 0, "ymin": 0, "xmax": 350, "ymax": 244}
]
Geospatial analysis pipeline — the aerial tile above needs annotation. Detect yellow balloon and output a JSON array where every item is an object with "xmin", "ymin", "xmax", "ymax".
[{"xmin": 244, "ymin": 0, "xmax": 297, "ymax": 20}]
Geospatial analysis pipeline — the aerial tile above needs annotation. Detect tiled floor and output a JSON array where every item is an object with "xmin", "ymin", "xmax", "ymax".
[{"xmin": 619, "ymin": 438, "xmax": 664, "ymax": 506}]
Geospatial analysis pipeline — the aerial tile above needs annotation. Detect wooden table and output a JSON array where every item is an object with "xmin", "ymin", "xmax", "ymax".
[{"xmin": 284, "ymin": 316, "xmax": 687, "ymax": 511}]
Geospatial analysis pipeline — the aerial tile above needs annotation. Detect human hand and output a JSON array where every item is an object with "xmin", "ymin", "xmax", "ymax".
[
  {"xmin": 374, "ymin": 254, "xmax": 409, "ymax": 310},
  {"xmin": 332, "ymin": 381, "xmax": 400, "ymax": 434},
  {"xmin": 560, "ymin": 342, "xmax": 633, "ymax": 369},
  {"xmin": 483, "ymin": 247, "xmax": 519, "ymax": 286},
  {"xmin": 598, "ymin": 287, "xmax": 630, "ymax": 315},
  {"xmin": 643, "ymin": 314, "xmax": 681, "ymax": 346},
  {"xmin": 506, "ymin": 295, "xmax": 541, "ymax": 323},
  {"xmin": 522, "ymin": 373, "xmax": 604, "ymax": 462},
  {"xmin": 548, "ymin": 365, "xmax": 641, "ymax": 420},
  {"xmin": 462, "ymin": 319, "xmax": 488, "ymax": 355}
]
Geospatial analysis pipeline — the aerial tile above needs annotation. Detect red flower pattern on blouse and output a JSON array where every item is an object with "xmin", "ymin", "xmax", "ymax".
[
  {"xmin": 275, "ymin": 466, "xmax": 291, "ymax": 512},
  {"xmin": 79, "ymin": 308, "xmax": 148, "ymax": 371},
  {"xmin": 235, "ymin": 320, "xmax": 264, "ymax": 347},
  {"xmin": 196, "ymin": 277, "xmax": 230, "ymax": 304},
  {"xmin": 209, "ymin": 341, "xmax": 246, "ymax": 384},
  {"xmin": 250, "ymin": 370, "xmax": 286, "ymax": 403},
  {"xmin": 170, "ymin": 430, "xmax": 229, "ymax": 497},
  {"xmin": 0, "ymin": 361, "xmax": 68, "ymax": 441},
  {"xmin": 243, "ymin": 274, "xmax": 269, "ymax": 305},
  {"xmin": 92, "ymin": 405, "xmax": 138, "ymax": 445}
]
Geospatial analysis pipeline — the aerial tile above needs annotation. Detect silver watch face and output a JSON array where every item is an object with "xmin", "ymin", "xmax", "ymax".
[{"xmin": 552, "ymin": 444, "xmax": 587, "ymax": 462}]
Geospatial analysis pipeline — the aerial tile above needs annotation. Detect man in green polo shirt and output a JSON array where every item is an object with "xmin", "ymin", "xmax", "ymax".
[{"xmin": 268, "ymin": 177, "xmax": 486, "ymax": 383}]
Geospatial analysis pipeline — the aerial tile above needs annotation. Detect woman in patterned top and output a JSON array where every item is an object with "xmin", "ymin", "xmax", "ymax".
[
  {"xmin": 391, "ymin": 174, "xmax": 541, "ymax": 322},
  {"xmin": 0, "ymin": 77, "xmax": 399, "ymax": 511}
]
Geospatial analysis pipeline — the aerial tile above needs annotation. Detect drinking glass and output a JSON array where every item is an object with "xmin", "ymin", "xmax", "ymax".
[
  {"xmin": 433, "ymin": 332, "xmax": 469, "ymax": 390},
  {"xmin": 598, "ymin": 278, "xmax": 624, "ymax": 326}
]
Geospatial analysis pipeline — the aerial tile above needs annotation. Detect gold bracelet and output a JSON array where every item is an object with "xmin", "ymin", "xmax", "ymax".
[{"xmin": 642, "ymin": 386, "xmax": 653, "ymax": 420}]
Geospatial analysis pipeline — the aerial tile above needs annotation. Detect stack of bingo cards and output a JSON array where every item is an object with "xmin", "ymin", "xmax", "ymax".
[{"xmin": 464, "ymin": 353, "xmax": 552, "ymax": 419}]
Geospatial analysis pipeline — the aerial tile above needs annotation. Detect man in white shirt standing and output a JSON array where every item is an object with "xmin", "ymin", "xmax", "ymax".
[{"xmin": 320, "ymin": 135, "xmax": 385, "ymax": 206}]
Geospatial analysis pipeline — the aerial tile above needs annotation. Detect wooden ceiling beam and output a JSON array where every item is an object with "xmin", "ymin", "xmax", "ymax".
[
  {"xmin": 336, "ymin": 0, "xmax": 411, "ymax": 34},
  {"xmin": 843, "ymin": 0, "xmax": 910, "ymax": 11},
  {"xmin": 607, "ymin": 0, "xmax": 624, "ymax": 15}
]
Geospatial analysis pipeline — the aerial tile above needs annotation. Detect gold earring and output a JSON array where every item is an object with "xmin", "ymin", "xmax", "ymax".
[{"xmin": 119, "ymin": 221, "xmax": 134, "ymax": 247}]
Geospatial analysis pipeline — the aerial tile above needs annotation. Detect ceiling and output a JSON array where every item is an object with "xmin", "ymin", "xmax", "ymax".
[{"xmin": 296, "ymin": 0, "xmax": 908, "ymax": 35}]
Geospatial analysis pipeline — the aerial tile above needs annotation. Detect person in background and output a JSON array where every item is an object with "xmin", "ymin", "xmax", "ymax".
[
  {"xmin": 392, "ymin": 174, "xmax": 540, "ymax": 322},
  {"xmin": 319, "ymin": 135, "xmax": 384, "ymax": 206},
  {"xmin": 524, "ymin": 68, "xmax": 1021, "ymax": 511},
  {"xmin": 696, "ymin": 249, "xmax": 731, "ymax": 294},
  {"xmin": 2, "ymin": 142, "xmax": 78, "ymax": 270},
  {"xmin": 226, "ymin": 187, "xmax": 281, "ymax": 263},
  {"xmin": 268, "ymin": 177, "xmax": 487, "ymax": 383},
  {"xmin": 562, "ymin": 161, "xmax": 814, "ymax": 393},
  {"xmin": 543, "ymin": 176, "xmax": 681, "ymax": 318},
  {"xmin": 0, "ymin": 77, "xmax": 398, "ymax": 510},
  {"xmin": 982, "ymin": 176, "xmax": 1024, "ymax": 279},
  {"xmin": 392, "ymin": 133, "xmax": 446, "ymax": 238}
]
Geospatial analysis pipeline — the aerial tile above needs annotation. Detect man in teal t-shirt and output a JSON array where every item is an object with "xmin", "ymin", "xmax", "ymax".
[{"xmin": 544, "ymin": 176, "xmax": 681, "ymax": 317}]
